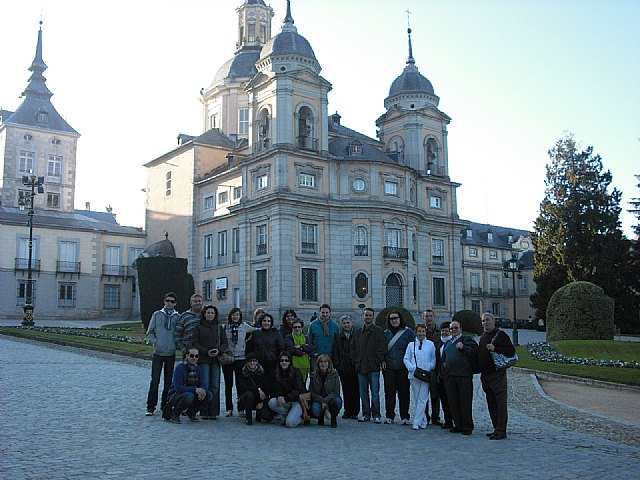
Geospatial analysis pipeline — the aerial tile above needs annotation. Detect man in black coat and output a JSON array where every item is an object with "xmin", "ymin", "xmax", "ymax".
[
  {"xmin": 332, "ymin": 315, "xmax": 359, "ymax": 419},
  {"xmin": 478, "ymin": 312, "xmax": 516, "ymax": 440},
  {"xmin": 442, "ymin": 320, "xmax": 479, "ymax": 435}
]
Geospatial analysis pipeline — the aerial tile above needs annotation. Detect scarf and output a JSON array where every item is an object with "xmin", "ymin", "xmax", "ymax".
[
  {"xmin": 292, "ymin": 332, "xmax": 310, "ymax": 370},
  {"xmin": 185, "ymin": 363, "xmax": 199, "ymax": 387},
  {"xmin": 320, "ymin": 317, "xmax": 331, "ymax": 337},
  {"xmin": 230, "ymin": 322, "xmax": 240, "ymax": 344}
]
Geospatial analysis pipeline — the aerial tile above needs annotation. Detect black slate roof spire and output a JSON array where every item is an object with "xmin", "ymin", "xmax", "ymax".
[{"xmin": 22, "ymin": 20, "xmax": 52, "ymax": 100}]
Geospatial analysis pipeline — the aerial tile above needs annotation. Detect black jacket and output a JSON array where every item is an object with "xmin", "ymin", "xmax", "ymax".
[
  {"xmin": 271, "ymin": 367, "xmax": 306, "ymax": 402},
  {"xmin": 249, "ymin": 328, "xmax": 284, "ymax": 369},
  {"xmin": 478, "ymin": 328, "xmax": 516, "ymax": 373},
  {"xmin": 332, "ymin": 330, "xmax": 356, "ymax": 375}
]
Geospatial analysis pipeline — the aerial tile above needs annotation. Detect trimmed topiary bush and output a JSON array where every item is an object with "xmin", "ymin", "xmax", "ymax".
[
  {"xmin": 375, "ymin": 307, "xmax": 416, "ymax": 330},
  {"xmin": 546, "ymin": 281, "xmax": 614, "ymax": 340},
  {"xmin": 452, "ymin": 310, "xmax": 483, "ymax": 336}
]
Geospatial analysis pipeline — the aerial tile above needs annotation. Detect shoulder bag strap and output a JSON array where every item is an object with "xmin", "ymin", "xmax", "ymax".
[{"xmin": 387, "ymin": 328, "xmax": 405, "ymax": 351}]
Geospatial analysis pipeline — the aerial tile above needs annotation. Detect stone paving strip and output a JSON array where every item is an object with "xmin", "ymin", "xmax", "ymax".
[{"xmin": 1, "ymin": 335, "xmax": 639, "ymax": 480}]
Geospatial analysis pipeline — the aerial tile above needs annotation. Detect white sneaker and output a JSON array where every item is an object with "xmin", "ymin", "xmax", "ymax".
[
  {"xmin": 373, "ymin": 417, "xmax": 382, "ymax": 424},
  {"xmin": 412, "ymin": 424, "xmax": 420, "ymax": 430},
  {"xmin": 401, "ymin": 419, "xmax": 410, "ymax": 426},
  {"xmin": 384, "ymin": 418, "xmax": 393, "ymax": 424}
]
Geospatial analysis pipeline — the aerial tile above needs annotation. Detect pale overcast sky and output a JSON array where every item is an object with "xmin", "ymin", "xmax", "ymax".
[{"xmin": 2, "ymin": 0, "xmax": 639, "ymax": 237}]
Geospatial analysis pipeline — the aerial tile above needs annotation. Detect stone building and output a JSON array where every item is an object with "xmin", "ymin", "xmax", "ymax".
[
  {"xmin": 460, "ymin": 222, "xmax": 535, "ymax": 324},
  {"xmin": 0, "ymin": 24, "xmax": 146, "ymax": 322},
  {"xmin": 145, "ymin": 1, "xmax": 466, "ymax": 323}
]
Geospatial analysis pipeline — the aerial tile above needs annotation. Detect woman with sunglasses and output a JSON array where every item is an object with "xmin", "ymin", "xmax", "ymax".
[
  {"xmin": 193, "ymin": 304, "xmax": 228, "ymax": 419},
  {"xmin": 309, "ymin": 354, "xmax": 342, "ymax": 428},
  {"xmin": 284, "ymin": 318, "xmax": 312, "ymax": 383},
  {"xmin": 382, "ymin": 310, "xmax": 415, "ymax": 425},
  {"xmin": 222, "ymin": 307, "xmax": 256, "ymax": 417},
  {"xmin": 268, "ymin": 351, "xmax": 306, "ymax": 428},
  {"xmin": 403, "ymin": 323, "xmax": 436, "ymax": 430}
]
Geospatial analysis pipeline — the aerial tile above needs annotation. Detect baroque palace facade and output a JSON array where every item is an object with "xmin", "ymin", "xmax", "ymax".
[
  {"xmin": 0, "ymin": 25, "xmax": 146, "ymax": 322},
  {"xmin": 145, "ymin": 0, "xmax": 535, "ymax": 323}
]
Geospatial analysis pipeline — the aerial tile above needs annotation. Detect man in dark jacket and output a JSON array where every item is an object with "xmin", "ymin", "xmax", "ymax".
[
  {"xmin": 442, "ymin": 320, "xmax": 478, "ymax": 435},
  {"xmin": 332, "ymin": 315, "xmax": 359, "ymax": 419},
  {"xmin": 478, "ymin": 312, "xmax": 516, "ymax": 440},
  {"xmin": 350, "ymin": 308, "xmax": 387, "ymax": 423},
  {"xmin": 239, "ymin": 353, "xmax": 273, "ymax": 425},
  {"xmin": 166, "ymin": 347, "xmax": 212, "ymax": 423}
]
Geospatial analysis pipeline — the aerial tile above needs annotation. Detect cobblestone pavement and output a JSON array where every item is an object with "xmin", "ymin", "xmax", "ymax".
[{"xmin": 1, "ymin": 335, "xmax": 639, "ymax": 480}]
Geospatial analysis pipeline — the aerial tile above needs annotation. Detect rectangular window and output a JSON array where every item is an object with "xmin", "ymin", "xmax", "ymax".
[
  {"xmin": 432, "ymin": 238, "xmax": 445, "ymax": 265},
  {"xmin": 256, "ymin": 224, "xmax": 267, "ymax": 255},
  {"xmin": 104, "ymin": 246, "xmax": 121, "ymax": 275},
  {"xmin": 232, "ymin": 227, "xmax": 240, "ymax": 263},
  {"xmin": 204, "ymin": 195, "xmax": 215, "ymax": 210},
  {"xmin": 218, "ymin": 190, "xmax": 229, "ymax": 204},
  {"xmin": 301, "ymin": 223, "xmax": 317, "ymax": 254},
  {"xmin": 19, "ymin": 151, "xmax": 34, "ymax": 173},
  {"xmin": 257, "ymin": 174, "xmax": 268, "ymax": 190},
  {"xmin": 217, "ymin": 288, "xmax": 227, "ymax": 301},
  {"xmin": 519, "ymin": 275, "xmax": 528, "ymax": 293},
  {"xmin": 301, "ymin": 268, "xmax": 318, "ymax": 302},
  {"xmin": 469, "ymin": 247, "xmax": 478, "ymax": 257},
  {"xmin": 46, "ymin": 192, "xmax": 60, "ymax": 208},
  {"xmin": 58, "ymin": 282, "xmax": 76, "ymax": 307},
  {"xmin": 104, "ymin": 285, "xmax": 121, "ymax": 309},
  {"xmin": 489, "ymin": 249, "xmax": 498, "ymax": 259},
  {"xmin": 233, "ymin": 186, "xmax": 242, "ymax": 200},
  {"xmin": 299, "ymin": 173, "xmax": 316, "ymax": 188},
  {"xmin": 165, "ymin": 171, "xmax": 172, "ymax": 197},
  {"xmin": 491, "ymin": 302, "xmax": 500, "ymax": 317},
  {"xmin": 471, "ymin": 300, "xmax": 481, "ymax": 315},
  {"xmin": 218, "ymin": 231, "xmax": 227, "ymax": 265},
  {"xmin": 256, "ymin": 269, "xmax": 268, "ymax": 303},
  {"xmin": 17, "ymin": 280, "xmax": 36, "ymax": 306},
  {"xmin": 470, "ymin": 273, "xmax": 480, "ymax": 292},
  {"xmin": 384, "ymin": 181, "xmax": 398, "ymax": 195},
  {"xmin": 210, "ymin": 115, "xmax": 217, "ymax": 129},
  {"xmin": 433, "ymin": 277, "xmax": 446, "ymax": 306},
  {"xmin": 204, "ymin": 234, "xmax": 213, "ymax": 268},
  {"xmin": 238, "ymin": 108, "xmax": 249, "ymax": 134},
  {"xmin": 128, "ymin": 247, "xmax": 144, "ymax": 266},
  {"xmin": 59, "ymin": 241, "xmax": 78, "ymax": 273},
  {"xmin": 47, "ymin": 155, "xmax": 62, "ymax": 178},
  {"xmin": 490, "ymin": 275, "xmax": 500, "ymax": 295},
  {"xmin": 203, "ymin": 280, "xmax": 212, "ymax": 301},
  {"xmin": 430, "ymin": 196, "xmax": 441, "ymax": 208}
]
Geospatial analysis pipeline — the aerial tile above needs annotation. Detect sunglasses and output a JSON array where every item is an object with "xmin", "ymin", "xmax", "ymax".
[
  {"xmin": 188, "ymin": 354, "xmax": 199, "ymax": 358},
  {"xmin": 165, "ymin": 299, "xmax": 176, "ymax": 303},
  {"xmin": 389, "ymin": 316, "xmax": 400, "ymax": 320},
  {"xmin": 279, "ymin": 359, "xmax": 291, "ymax": 363}
]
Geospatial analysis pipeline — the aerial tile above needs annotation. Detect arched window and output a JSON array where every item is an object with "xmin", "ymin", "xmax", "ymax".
[
  {"xmin": 256, "ymin": 108, "xmax": 271, "ymax": 152},
  {"xmin": 355, "ymin": 272, "xmax": 368, "ymax": 299},
  {"xmin": 353, "ymin": 226, "xmax": 368, "ymax": 256},
  {"xmin": 297, "ymin": 106, "xmax": 314, "ymax": 150},
  {"xmin": 385, "ymin": 273, "xmax": 403, "ymax": 307},
  {"xmin": 425, "ymin": 137, "xmax": 440, "ymax": 175}
]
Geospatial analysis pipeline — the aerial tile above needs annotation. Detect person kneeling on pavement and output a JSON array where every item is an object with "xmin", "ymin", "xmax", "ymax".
[
  {"xmin": 239, "ymin": 353, "xmax": 274, "ymax": 425},
  {"xmin": 309, "ymin": 354, "xmax": 342, "ymax": 428},
  {"xmin": 166, "ymin": 347, "xmax": 212, "ymax": 423}
]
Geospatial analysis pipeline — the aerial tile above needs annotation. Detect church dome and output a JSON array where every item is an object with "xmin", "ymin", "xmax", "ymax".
[
  {"xmin": 212, "ymin": 47, "xmax": 261, "ymax": 84},
  {"xmin": 388, "ymin": 63, "xmax": 434, "ymax": 97},
  {"xmin": 259, "ymin": 29, "xmax": 316, "ymax": 62}
]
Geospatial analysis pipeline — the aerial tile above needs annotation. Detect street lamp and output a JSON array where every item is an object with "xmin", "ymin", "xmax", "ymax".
[
  {"xmin": 503, "ymin": 252, "xmax": 522, "ymax": 346},
  {"xmin": 18, "ymin": 173, "xmax": 44, "ymax": 326}
]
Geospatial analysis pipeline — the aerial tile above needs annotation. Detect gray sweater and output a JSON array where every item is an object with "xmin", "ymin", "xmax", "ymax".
[{"xmin": 147, "ymin": 308, "xmax": 179, "ymax": 356}]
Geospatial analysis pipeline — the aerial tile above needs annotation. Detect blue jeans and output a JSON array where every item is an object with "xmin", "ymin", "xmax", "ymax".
[
  {"xmin": 311, "ymin": 397, "xmax": 343, "ymax": 418},
  {"xmin": 200, "ymin": 363, "xmax": 221, "ymax": 417},
  {"xmin": 147, "ymin": 354, "xmax": 175, "ymax": 412},
  {"xmin": 358, "ymin": 371, "xmax": 381, "ymax": 419},
  {"xmin": 171, "ymin": 391, "xmax": 213, "ymax": 417}
]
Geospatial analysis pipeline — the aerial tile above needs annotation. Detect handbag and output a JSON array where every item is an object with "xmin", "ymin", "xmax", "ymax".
[
  {"xmin": 412, "ymin": 341, "xmax": 431, "ymax": 383},
  {"xmin": 490, "ymin": 331, "xmax": 518, "ymax": 370},
  {"xmin": 217, "ymin": 325, "xmax": 234, "ymax": 366}
]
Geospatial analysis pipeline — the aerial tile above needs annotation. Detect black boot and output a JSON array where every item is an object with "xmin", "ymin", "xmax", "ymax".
[
  {"xmin": 330, "ymin": 414, "xmax": 337, "ymax": 428},
  {"xmin": 318, "ymin": 415, "xmax": 325, "ymax": 426},
  {"xmin": 246, "ymin": 410, "xmax": 253, "ymax": 425}
]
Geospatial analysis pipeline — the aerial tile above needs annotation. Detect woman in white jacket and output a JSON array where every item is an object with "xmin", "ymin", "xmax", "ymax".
[{"xmin": 403, "ymin": 323, "xmax": 437, "ymax": 430}]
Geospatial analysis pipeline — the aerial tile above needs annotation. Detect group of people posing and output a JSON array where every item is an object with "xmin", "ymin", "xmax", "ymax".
[{"xmin": 145, "ymin": 293, "xmax": 515, "ymax": 439}]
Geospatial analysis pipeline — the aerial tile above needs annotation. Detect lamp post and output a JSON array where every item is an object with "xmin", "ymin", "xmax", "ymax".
[
  {"xmin": 503, "ymin": 253, "xmax": 522, "ymax": 346},
  {"xmin": 18, "ymin": 173, "xmax": 44, "ymax": 326}
]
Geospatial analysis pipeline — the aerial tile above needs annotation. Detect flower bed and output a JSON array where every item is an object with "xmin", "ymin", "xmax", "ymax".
[
  {"xmin": 14, "ymin": 326, "xmax": 144, "ymax": 344},
  {"xmin": 527, "ymin": 342, "xmax": 639, "ymax": 369}
]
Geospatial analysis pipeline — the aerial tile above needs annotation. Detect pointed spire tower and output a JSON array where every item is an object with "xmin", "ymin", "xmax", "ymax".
[
  {"xmin": 376, "ymin": 21, "xmax": 450, "ymax": 175},
  {"xmin": 6, "ymin": 22, "xmax": 78, "ymax": 134},
  {"xmin": 1, "ymin": 22, "xmax": 79, "ymax": 212}
]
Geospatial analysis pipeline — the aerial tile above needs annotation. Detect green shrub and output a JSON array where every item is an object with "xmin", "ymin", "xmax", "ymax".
[
  {"xmin": 375, "ymin": 307, "xmax": 416, "ymax": 330},
  {"xmin": 546, "ymin": 281, "xmax": 614, "ymax": 340},
  {"xmin": 452, "ymin": 310, "xmax": 483, "ymax": 335}
]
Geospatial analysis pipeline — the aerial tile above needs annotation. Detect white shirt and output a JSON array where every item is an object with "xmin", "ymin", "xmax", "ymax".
[{"xmin": 403, "ymin": 338, "xmax": 436, "ymax": 380}]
